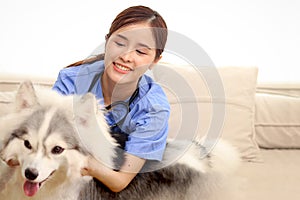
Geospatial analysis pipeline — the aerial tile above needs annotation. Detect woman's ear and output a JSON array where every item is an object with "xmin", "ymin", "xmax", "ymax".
[
  {"xmin": 149, "ymin": 55, "xmax": 162, "ymax": 70},
  {"xmin": 104, "ymin": 34, "xmax": 109, "ymax": 51}
]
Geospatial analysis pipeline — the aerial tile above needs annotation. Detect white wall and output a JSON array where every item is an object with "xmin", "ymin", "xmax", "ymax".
[{"xmin": 0, "ymin": 0, "xmax": 299, "ymax": 82}]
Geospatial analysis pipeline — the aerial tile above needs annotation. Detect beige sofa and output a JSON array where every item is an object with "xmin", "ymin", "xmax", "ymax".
[{"xmin": 1, "ymin": 64, "xmax": 300, "ymax": 200}]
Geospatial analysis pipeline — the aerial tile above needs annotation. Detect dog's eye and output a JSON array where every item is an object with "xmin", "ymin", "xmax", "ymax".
[
  {"xmin": 51, "ymin": 146, "xmax": 64, "ymax": 154},
  {"xmin": 24, "ymin": 140, "xmax": 32, "ymax": 149}
]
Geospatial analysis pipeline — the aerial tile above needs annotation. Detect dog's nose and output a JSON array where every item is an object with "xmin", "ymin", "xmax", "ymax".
[{"xmin": 25, "ymin": 168, "xmax": 39, "ymax": 180}]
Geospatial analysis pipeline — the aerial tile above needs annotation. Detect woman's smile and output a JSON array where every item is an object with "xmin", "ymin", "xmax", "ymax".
[{"xmin": 113, "ymin": 62, "xmax": 133, "ymax": 74}]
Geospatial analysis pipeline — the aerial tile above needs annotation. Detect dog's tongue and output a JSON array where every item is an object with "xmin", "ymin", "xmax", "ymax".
[{"xmin": 23, "ymin": 181, "xmax": 39, "ymax": 196}]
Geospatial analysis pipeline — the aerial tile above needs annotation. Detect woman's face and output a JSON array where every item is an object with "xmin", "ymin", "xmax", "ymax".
[{"xmin": 104, "ymin": 22, "xmax": 159, "ymax": 85}]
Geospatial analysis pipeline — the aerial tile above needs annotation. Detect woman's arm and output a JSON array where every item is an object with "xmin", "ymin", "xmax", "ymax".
[{"xmin": 81, "ymin": 153, "xmax": 146, "ymax": 192}]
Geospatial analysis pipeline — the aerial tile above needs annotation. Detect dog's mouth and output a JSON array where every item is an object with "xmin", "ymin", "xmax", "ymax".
[{"xmin": 23, "ymin": 170, "xmax": 56, "ymax": 197}]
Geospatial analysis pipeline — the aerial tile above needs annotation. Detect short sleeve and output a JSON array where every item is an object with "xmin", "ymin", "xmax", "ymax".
[
  {"xmin": 52, "ymin": 60, "xmax": 105, "ymax": 96},
  {"xmin": 52, "ymin": 68, "xmax": 78, "ymax": 95}
]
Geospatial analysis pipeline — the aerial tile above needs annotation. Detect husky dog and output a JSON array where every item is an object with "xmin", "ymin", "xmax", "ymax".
[
  {"xmin": 0, "ymin": 82, "xmax": 95, "ymax": 200},
  {"xmin": 0, "ymin": 81, "xmax": 240, "ymax": 200}
]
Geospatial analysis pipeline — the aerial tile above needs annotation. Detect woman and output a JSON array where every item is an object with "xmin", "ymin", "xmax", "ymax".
[{"xmin": 52, "ymin": 5, "xmax": 170, "ymax": 192}]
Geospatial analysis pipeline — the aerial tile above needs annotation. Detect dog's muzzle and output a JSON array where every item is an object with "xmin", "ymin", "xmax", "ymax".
[{"xmin": 23, "ymin": 167, "xmax": 56, "ymax": 197}]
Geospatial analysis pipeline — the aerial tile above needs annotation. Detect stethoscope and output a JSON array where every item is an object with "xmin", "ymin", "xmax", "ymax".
[{"xmin": 87, "ymin": 72, "xmax": 140, "ymax": 128}]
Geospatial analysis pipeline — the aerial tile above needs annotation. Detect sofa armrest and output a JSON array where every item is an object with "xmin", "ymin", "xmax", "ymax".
[
  {"xmin": 257, "ymin": 82, "xmax": 300, "ymax": 97},
  {"xmin": 255, "ymin": 83, "xmax": 300, "ymax": 149}
]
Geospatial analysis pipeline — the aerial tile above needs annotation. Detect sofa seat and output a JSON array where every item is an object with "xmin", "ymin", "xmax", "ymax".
[{"xmin": 236, "ymin": 149, "xmax": 300, "ymax": 200}]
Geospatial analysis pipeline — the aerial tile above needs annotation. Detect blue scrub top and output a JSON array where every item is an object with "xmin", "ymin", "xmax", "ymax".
[{"xmin": 52, "ymin": 60, "xmax": 170, "ymax": 161}]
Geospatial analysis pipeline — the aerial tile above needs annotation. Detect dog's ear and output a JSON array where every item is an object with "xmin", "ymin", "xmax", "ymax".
[
  {"xmin": 15, "ymin": 81, "xmax": 39, "ymax": 111},
  {"xmin": 74, "ymin": 93, "xmax": 98, "ymax": 127},
  {"xmin": 74, "ymin": 93, "xmax": 117, "ymax": 167}
]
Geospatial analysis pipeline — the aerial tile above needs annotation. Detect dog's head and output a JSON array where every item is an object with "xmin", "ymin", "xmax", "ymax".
[{"xmin": 0, "ymin": 81, "xmax": 115, "ymax": 197}]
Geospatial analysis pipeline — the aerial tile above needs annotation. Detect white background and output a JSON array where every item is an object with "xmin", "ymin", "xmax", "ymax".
[{"xmin": 0, "ymin": 0, "xmax": 299, "ymax": 83}]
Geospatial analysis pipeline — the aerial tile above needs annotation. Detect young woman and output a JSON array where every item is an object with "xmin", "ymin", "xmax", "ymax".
[{"xmin": 52, "ymin": 5, "xmax": 170, "ymax": 192}]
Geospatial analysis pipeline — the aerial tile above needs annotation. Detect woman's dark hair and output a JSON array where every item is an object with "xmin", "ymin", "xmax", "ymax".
[{"xmin": 66, "ymin": 5, "xmax": 167, "ymax": 68}]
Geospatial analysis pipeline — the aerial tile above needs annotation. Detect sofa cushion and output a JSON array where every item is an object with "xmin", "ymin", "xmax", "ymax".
[
  {"xmin": 153, "ymin": 63, "xmax": 261, "ymax": 162},
  {"xmin": 255, "ymin": 93, "xmax": 300, "ymax": 149}
]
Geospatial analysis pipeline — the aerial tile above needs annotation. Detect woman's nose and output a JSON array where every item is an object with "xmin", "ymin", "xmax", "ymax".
[{"xmin": 120, "ymin": 50, "xmax": 134, "ymax": 62}]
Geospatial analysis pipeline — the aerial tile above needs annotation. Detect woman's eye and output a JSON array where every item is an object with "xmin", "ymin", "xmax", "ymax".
[
  {"xmin": 24, "ymin": 140, "xmax": 32, "ymax": 150},
  {"xmin": 136, "ymin": 49, "xmax": 146, "ymax": 55},
  {"xmin": 115, "ymin": 41, "xmax": 125, "ymax": 47},
  {"xmin": 51, "ymin": 146, "xmax": 65, "ymax": 154}
]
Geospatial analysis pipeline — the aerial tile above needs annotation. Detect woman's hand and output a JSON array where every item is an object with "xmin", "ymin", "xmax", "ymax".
[
  {"xmin": 6, "ymin": 158, "xmax": 19, "ymax": 167},
  {"xmin": 80, "ymin": 155, "xmax": 101, "ymax": 177},
  {"xmin": 80, "ymin": 167, "xmax": 89, "ymax": 176},
  {"xmin": 1, "ymin": 155, "xmax": 20, "ymax": 167},
  {"xmin": 80, "ymin": 153, "xmax": 145, "ymax": 192}
]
